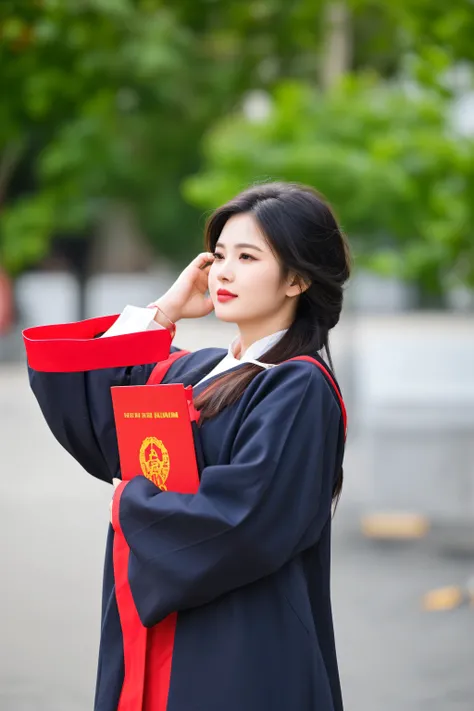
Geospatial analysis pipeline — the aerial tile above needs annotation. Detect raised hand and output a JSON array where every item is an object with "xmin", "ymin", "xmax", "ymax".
[{"xmin": 150, "ymin": 252, "xmax": 216, "ymax": 323}]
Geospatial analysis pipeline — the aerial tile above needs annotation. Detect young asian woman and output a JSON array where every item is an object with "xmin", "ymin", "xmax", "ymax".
[{"xmin": 25, "ymin": 182, "xmax": 351, "ymax": 711}]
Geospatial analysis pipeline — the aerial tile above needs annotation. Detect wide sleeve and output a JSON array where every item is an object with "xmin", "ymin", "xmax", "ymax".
[
  {"xmin": 25, "ymin": 315, "xmax": 174, "ymax": 484},
  {"xmin": 114, "ymin": 364, "xmax": 344, "ymax": 626}
]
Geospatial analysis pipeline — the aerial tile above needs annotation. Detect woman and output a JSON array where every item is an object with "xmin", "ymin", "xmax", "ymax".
[{"xmin": 25, "ymin": 182, "xmax": 351, "ymax": 711}]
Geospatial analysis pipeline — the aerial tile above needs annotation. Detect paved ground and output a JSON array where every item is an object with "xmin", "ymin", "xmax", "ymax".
[{"xmin": 1, "ymin": 325, "xmax": 473, "ymax": 710}]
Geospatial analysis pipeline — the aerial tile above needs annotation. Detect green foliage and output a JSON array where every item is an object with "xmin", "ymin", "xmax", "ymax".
[
  {"xmin": 184, "ymin": 74, "xmax": 474, "ymax": 294},
  {"xmin": 348, "ymin": 0, "xmax": 474, "ymax": 76},
  {"xmin": 391, "ymin": 0, "xmax": 474, "ymax": 64},
  {"xmin": 1, "ymin": 0, "xmax": 473, "ymax": 293},
  {"xmin": 0, "ymin": 0, "xmax": 205, "ymax": 273},
  {"xmin": 0, "ymin": 0, "xmax": 331, "ymax": 274}
]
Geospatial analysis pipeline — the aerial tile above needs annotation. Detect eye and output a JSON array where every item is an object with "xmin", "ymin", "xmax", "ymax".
[
  {"xmin": 240, "ymin": 253, "xmax": 256, "ymax": 261},
  {"xmin": 212, "ymin": 251, "xmax": 224, "ymax": 260}
]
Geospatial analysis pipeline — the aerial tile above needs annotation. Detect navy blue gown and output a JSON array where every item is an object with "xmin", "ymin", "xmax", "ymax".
[{"xmin": 28, "ymin": 333, "xmax": 346, "ymax": 711}]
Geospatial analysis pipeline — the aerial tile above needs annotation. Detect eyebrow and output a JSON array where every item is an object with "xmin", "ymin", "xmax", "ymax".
[{"xmin": 215, "ymin": 241, "xmax": 264, "ymax": 253}]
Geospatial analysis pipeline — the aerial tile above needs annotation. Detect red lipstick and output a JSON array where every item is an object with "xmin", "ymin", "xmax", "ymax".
[{"xmin": 217, "ymin": 289, "xmax": 237, "ymax": 303}]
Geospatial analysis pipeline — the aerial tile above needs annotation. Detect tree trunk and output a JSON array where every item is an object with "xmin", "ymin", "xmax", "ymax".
[{"xmin": 320, "ymin": 1, "xmax": 352, "ymax": 90}]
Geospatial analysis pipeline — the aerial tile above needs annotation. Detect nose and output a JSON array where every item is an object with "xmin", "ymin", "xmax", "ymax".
[{"xmin": 216, "ymin": 256, "xmax": 235, "ymax": 284}]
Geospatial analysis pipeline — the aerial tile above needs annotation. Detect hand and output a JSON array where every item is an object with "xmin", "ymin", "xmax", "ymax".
[
  {"xmin": 150, "ymin": 252, "xmax": 215, "ymax": 322},
  {"xmin": 110, "ymin": 478, "xmax": 121, "ymax": 524}
]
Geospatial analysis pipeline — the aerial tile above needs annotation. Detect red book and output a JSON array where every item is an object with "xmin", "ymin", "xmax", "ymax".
[{"xmin": 111, "ymin": 383, "xmax": 200, "ymax": 494}]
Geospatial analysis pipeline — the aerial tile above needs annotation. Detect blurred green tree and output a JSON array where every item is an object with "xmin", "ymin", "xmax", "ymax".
[
  {"xmin": 1, "ymin": 0, "xmax": 473, "ymax": 294},
  {"xmin": 350, "ymin": 0, "xmax": 474, "ymax": 75},
  {"xmin": 0, "ymin": 0, "xmax": 332, "ymax": 274},
  {"xmin": 184, "ymin": 75, "xmax": 474, "ymax": 296},
  {"xmin": 0, "ymin": 0, "xmax": 203, "ymax": 272}
]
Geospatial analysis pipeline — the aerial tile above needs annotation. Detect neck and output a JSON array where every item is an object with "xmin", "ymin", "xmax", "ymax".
[{"xmin": 233, "ymin": 316, "xmax": 292, "ymax": 359}]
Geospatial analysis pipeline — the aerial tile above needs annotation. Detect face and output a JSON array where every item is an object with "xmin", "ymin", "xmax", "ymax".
[{"xmin": 208, "ymin": 212, "xmax": 301, "ymax": 327}]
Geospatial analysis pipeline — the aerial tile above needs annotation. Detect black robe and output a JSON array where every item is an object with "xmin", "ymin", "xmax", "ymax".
[{"xmin": 27, "ymin": 325, "xmax": 345, "ymax": 711}]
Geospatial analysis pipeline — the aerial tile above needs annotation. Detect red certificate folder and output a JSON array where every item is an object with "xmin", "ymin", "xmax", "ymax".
[{"xmin": 111, "ymin": 383, "xmax": 200, "ymax": 493}]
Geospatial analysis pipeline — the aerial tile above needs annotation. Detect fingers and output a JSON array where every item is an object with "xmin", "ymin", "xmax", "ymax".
[{"xmin": 192, "ymin": 252, "xmax": 215, "ymax": 270}]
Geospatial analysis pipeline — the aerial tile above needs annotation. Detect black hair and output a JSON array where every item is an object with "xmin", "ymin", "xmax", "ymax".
[{"xmin": 194, "ymin": 181, "xmax": 351, "ymax": 504}]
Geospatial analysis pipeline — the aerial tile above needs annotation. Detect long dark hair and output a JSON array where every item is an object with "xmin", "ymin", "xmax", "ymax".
[{"xmin": 194, "ymin": 182, "xmax": 351, "ymax": 503}]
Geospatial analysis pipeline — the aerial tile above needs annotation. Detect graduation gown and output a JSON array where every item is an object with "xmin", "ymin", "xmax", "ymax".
[{"xmin": 25, "ymin": 317, "xmax": 346, "ymax": 711}]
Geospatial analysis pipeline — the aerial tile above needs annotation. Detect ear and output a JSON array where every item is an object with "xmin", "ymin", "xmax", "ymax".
[{"xmin": 285, "ymin": 273, "xmax": 311, "ymax": 298}]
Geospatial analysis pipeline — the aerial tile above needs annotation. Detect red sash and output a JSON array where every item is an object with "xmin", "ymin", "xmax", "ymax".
[
  {"xmin": 112, "ymin": 352, "xmax": 346, "ymax": 711},
  {"xmin": 113, "ymin": 350, "xmax": 193, "ymax": 711}
]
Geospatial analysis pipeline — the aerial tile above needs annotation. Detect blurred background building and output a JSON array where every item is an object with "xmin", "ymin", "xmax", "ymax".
[{"xmin": 0, "ymin": 1, "xmax": 473, "ymax": 709}]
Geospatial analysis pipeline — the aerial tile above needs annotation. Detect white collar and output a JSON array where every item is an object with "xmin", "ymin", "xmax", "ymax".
[
  {"xmin": 228, "ymin": 329, "xmax": 288, "ymax": 367},
  {"xmin": 194, "ymin": 328, "xmax": 289, "ymax": 387}
]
